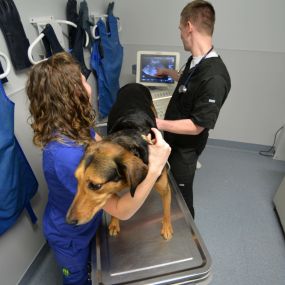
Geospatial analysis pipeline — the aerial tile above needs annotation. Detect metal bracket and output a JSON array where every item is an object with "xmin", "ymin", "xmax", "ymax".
[
  {"xmin": 89, "ymin": 12, "xmax": 122, "ymax": 40},
  {"xmin": 30, "ymin": 16, "xmax": 66, "ymax": 49},
  {"xmin": 89, "ymin": 12, "xmax": 108, "ymax": 25}
]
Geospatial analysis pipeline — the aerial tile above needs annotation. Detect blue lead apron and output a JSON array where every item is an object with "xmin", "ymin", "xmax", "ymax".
[
  {"xmin": 90, "ymin": 15, "xmax": 123, "ymax": 118},
  {"xmin": 0, "ymin": 81, "xmax": 38, "ymax": 235}
]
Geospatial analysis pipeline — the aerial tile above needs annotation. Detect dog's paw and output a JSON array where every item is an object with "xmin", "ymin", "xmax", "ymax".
[
  {"xmin": 161, "ymin": 221, "xmax": 173, "ymax": 240},
  {"xmin": 108, "ymin": 220, "xmax": 121, "ymax": 236}
]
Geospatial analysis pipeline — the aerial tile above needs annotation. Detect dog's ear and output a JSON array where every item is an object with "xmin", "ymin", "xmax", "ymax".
[
  {"xmin": 75, "ymin": 160, "xmax": 86, "ymax": 181},
  {"xmin": 75, "ymin": 155, "xmax": 93, "ymax": 181},
  {"xmin": 115, "ymin": 154, "xmax": 148, "ymax": 197}
]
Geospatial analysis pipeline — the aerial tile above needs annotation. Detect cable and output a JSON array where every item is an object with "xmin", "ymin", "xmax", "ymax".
[{"xmin": 259, "ymin": 125, "xmax": 284, "ymax": 157}]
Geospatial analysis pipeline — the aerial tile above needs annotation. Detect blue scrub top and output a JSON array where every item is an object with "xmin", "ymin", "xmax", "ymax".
[{"xmin": 42, "ymin": 135, "xmax": 102, "ymax": 250}]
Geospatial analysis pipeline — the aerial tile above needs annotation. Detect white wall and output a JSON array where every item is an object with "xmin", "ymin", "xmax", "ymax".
[
  {"xmin": 115, "ymin": 0, "xmax": 285, "ymax": 145},
  {"xmin": 0, "ymin": 1, "xmax": 106, "ymax": 284},
  {"xmin": 116, "ymin": 0, "xmax": 285, "ymax": 52}
]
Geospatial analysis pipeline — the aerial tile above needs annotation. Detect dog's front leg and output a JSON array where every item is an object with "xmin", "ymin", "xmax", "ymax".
[
  {"xmin": 155, "ymin": 167, "xmax": 173, "ymax": 240},
  {"xmin": 108, "ymin": 216, "xmax": 121, "ymax": 236}
]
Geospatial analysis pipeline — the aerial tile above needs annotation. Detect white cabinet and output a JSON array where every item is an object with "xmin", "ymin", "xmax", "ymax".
[{"xmin": 274, "ymin": 175, "xmax": 285, "ymax": 231}]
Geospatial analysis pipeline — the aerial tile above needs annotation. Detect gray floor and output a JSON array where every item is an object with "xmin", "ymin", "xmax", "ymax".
[
  {"xmin": 22, "ymin": 141, "xmax": 285, "ymax": 285},
  {"xmin": 195, "ymin": 141, "xmax": 285, "ymax": 285}
]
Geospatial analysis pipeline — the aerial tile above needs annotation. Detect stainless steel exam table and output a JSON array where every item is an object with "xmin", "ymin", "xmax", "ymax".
[{"xmin": 91, "ymin": 173, "xmax": 212, "ymax": 285}]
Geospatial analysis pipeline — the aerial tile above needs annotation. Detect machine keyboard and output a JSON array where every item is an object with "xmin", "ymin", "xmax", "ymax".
[{"xmin": 149, "ymin": 88, "xmax": 173, "ymax": 119}]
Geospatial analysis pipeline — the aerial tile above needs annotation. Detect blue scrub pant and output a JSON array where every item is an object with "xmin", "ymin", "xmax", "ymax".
[{"xmin": 49, "ymin": 241, "xmax": 92, "ymax": 285}]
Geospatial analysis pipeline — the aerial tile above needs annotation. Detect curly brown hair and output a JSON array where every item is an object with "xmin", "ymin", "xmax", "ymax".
[{"xmin": 26, "ymin": 52, "xmax": 96, "ymax": 148}]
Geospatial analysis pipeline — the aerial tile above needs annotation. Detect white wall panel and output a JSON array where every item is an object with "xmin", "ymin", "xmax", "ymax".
[{"xmin": 115, "ymin": 0, "xmax": 285, "ymax": 52}]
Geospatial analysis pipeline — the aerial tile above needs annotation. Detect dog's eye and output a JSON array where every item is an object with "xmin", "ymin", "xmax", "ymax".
[
  {"xmin": 112, "ymin": 175, "xmax": 121, "ymax": 182},
  {"xmin": 88, "ymin": 182, "xmax": 102, "ymax": 191}
]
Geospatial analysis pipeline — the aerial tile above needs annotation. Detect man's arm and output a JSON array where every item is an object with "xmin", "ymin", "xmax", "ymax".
[
  {"xmin": 156, "ymin": 118, "xmax": 205, "ymax": 135},
  {"xmin": 156, "ymin": 68, "xmax": 180, "ymax": 81}
]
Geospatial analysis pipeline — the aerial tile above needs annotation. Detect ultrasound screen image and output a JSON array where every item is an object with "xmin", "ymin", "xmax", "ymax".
[{"xmin": 140, "ymin": 54, "xmax": 176, "ymax": 84}]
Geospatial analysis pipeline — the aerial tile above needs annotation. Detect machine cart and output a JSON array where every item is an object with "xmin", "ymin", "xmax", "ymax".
[{"xmin": 91, "ymin": 173, "xmax": 212, "ymax": 285}]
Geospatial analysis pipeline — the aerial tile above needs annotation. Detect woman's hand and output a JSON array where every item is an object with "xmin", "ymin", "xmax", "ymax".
[
  {"xmin": 147, "ymin": 128, "xmax": 171, "ymax": 175},
  {"xmin": 95, "ymin": 133, "xmax": 102, "ymax": 141}
]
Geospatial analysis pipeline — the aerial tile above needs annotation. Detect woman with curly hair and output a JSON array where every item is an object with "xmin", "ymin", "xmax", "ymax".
[{"xmin": 26, "ymin": 52, "xmax": 171, "ymax": 285}]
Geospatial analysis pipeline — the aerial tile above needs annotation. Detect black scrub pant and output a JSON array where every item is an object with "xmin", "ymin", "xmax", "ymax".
[{"xmin": 168, "ymin": 147, "xmax": 198, "ymax": 218}]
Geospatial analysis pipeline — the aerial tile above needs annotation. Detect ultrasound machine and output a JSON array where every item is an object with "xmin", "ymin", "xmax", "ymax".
[{"xmin": 136, "ymin": 50, "xmax": 180, "ymax": 118}]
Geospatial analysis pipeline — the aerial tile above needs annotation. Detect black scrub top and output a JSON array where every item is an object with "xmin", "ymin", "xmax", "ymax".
[{"xmin": 164, "ymin": 56, "xmax": 231, "ymax": 154}]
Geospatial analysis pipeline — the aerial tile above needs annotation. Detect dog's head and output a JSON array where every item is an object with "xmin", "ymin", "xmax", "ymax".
[{"xmin": 66, "ymin": 140, "xmax": 148, "ymax": 225}]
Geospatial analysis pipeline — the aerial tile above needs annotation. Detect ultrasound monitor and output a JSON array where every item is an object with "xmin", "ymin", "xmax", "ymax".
[{"xmin": 136, "ymin": 51, "xmax": 180, "ymax": 88}]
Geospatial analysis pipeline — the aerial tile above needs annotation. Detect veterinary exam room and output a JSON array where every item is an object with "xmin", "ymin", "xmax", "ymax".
[{"xmin": 1, "ymin": 0, "xmax": 285, "ymax": 284}]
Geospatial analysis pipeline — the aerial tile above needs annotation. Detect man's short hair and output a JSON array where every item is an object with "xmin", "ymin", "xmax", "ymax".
[{"xmin": 181, "ymin": 0, "xmax": 215, "ymax": 36}]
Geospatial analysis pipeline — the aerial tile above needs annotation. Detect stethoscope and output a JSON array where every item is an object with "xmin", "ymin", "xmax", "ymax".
[{"xmin": 178, "ymin": 46, "xmax": 214, "ymax": 94}]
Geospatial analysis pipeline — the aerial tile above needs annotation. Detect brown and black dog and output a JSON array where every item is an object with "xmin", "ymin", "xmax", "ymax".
[{"xmin": 66, "ymin": 83, "xmax": 173, "ymax": 240}]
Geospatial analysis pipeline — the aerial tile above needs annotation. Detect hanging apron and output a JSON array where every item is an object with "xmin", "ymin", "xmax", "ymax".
[
  {"xmin": 0, "ymin": 81, "xmax": 38, "ymax": 235},
  {"xmin": 41, "ymin": 23, "xmax": 91, "ymax": 79},
  {"xmin": 90, "ymin": 15, "xmax": 123, "ymax": 118}
]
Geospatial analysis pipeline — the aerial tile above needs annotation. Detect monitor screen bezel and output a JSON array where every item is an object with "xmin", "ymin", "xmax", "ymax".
[{"xmin": 136, "ymin": 51, "xmax": 180, "ymax": 87}]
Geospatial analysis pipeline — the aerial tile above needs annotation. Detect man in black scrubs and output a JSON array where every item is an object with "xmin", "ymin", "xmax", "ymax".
[{"xmin": 156, "ymin": 0, "xmax": 231, "ymax": 217}]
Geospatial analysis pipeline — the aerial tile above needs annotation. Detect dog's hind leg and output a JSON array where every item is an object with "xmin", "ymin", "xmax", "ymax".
[
  {"xmin": 155, "ymin": 167, "xmax": 173, "ymax": 240},
  {"xmin": 108, "ymin": 216, "xmax": 121, "ymax": 236}
]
